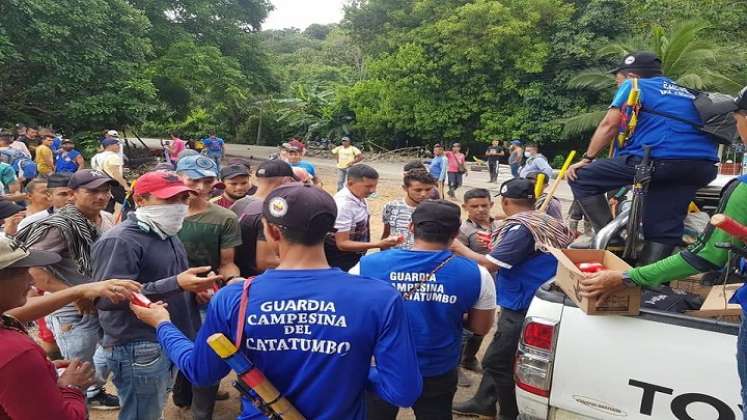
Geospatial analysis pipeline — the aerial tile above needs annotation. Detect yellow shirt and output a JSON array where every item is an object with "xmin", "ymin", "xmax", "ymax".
[
  {"xmin": 332, "ymin": 145, "xmax": 362, "ymax": 169},
  {"xmin": 35, "ymin": 144, "xmax": 54, "ymax": 175}
]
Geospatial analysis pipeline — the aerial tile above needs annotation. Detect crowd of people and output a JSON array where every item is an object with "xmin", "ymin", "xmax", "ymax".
[{"xmin": 2, "ymin": 50, "xmax": 747, "ymax": 420}]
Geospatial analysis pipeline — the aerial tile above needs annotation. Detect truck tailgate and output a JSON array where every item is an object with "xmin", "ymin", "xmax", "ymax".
[{"xmin": 550, "ymin": 305, "xmax": 740, "ymax": 419}]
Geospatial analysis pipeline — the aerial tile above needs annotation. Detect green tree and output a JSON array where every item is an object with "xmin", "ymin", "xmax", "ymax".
[{"xmin": 0, "ymin": 0, "xmax": 156, "ymax": 132}]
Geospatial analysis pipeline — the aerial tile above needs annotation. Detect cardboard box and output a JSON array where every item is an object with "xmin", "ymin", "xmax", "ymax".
[
  {"xmin": 686, "ymin": 283, "xmax": 743, "ymax": 318},
  {"xmin": 548, "ymin": 248, "xmax": 641, "ymax": 316}
]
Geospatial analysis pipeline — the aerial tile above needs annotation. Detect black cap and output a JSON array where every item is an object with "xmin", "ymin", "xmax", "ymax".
[
  {"xmin": 256, "ymin": 160, "xmax": 296, "ymax": 179},
  {"xmin": 69, "ymin": 169, "xmax": 117, "ymax": 190},
  {"xmin": 220, "ymin": 164, "xmax": 251, "ymax": 180},
  {"xmin": 609, "ymin": 51, "xmax": 662, "ymax": 74},
  {"xmin": 263, "ymin": 184, "xmax": 337, "ymax": 231},
  {"xmin": 47, "ymin": 173, "xmax": 71, "ymax": 189},
  {"xmin": 736, "ymin": 86, "xmax": 747, "ymax": 111},
  {"xmin": 496, "ymin": 178, "xmax": 535, "ymax": 199},
  {"xmin": 0, "ymin": 199, "xmax": 24, "ymax": 220},
  {"xmin": 411, "ymin": 200, "xmax": 461, "ymax": 233}
]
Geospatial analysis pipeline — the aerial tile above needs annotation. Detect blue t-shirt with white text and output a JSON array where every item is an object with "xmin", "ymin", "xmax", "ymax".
[
  {"xmin": 359, "ymin": 249, "xmax": 481, "ymax": 377},
  {"xmin": 156, "ymin": 268, "xmax": 422, "ymax": 419},
  {"xmin": 610, "ymin": 77, "xmax": 717, "ymax": 161}
]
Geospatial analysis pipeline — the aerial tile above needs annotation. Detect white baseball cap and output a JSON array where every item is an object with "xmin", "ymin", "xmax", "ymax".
[{"xmin": 106, "ymin": 130, "xmax": 120, "ymax": 138}]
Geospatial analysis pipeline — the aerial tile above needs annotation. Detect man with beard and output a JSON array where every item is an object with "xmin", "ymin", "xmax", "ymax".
[{"xmin": 209, "ymin": 164, "xmax": 256, "ymax": 209}]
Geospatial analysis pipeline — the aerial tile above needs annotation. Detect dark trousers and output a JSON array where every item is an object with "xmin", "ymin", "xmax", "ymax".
[
  {"xmin": 447, "ymin": 172, "xmax": 463, "ymax": 196},
  {"xmin": 172, "ymin": 371, "xmax": 219, "ymax": 420},
  {"xmin": 105, "ymin": 183, "xmax": 127, "ymax": 214},
  {"xmin": 509, "ymin": 163, "xmax": 520, "ymax": 178},
  {"xmin": 488, "ymin": 161, "xmax": 498, "ymax": 182},
  {"xmin": 367, "ymin": 368, "xmax": 458, "ymax": 420},
  {"xmin": 476, "ymin": 308, "xmax": 526, "ymax": 420},
  {"xmin": 569, "ymin": 156, "xmax": 716, "ymax": 245}
]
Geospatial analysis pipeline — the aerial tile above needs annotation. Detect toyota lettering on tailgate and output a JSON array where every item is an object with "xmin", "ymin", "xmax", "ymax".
[{"xmin": 629, "ymin": 379, "xmax": 737, "ymax": 419}]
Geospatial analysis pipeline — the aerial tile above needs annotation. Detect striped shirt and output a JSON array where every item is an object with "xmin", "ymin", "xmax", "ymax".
[{"xmin": 382, "ymin": 199, "xmax": 415, "ymax": 249}]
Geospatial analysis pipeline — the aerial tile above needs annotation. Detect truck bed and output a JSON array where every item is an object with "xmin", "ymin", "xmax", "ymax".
[{"xmin": 535, "ymin": 284, "xmax": 740, "ymax": 419}]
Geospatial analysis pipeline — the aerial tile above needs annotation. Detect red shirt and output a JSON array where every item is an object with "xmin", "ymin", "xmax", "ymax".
[
  {"xmin": 445, "ymin": 151, "xmax": 466, "ymax": 173},
  {"xmin": 0, "ymin": 326, "xmax": 87, "ymax": 419}
]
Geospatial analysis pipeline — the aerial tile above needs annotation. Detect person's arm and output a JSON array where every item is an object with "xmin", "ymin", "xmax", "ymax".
[
  {"xmin": 218, "ymin": 248, "xmax": 240, "ymax": 280},
  {"xmin": 567, "ymin": 81, "xmax": 630, "ymax": 180},
  {"xmin": 466, "ymin": 266, "xmax": 497, "ymax": 335},
  {"xmin": 439, "ymin": 157, "xmax": 447, "ymax": 182},
  {"xmin": 75, "ymin": 154, "xmax": 85, "ymax": 170},
  {"xmin": 108, "ymin": 163, "xmax": 129, "ymax": 190},
  {"xmin": 380, "ymin": 203, "xmax": 392, "ymax": 241},
  {"xmin": 26, "ymin": 228, "xmax": 70, "ymax": 292},
  {"xmin": 334, "ymin": 231, "xmax": 398, "ymax": 252},
  {"xmin": 131, "ymin": 285, "xmax": 242, "ymax": 387},
  {"xmin": 537, "ymin": 158, "xmax": 554, "ymax": 179},
  {"xmin": 367, "ymin": 293, "xmax": 422, "ymax": 407},
  {"xmin": 452, "ymin": 224, "xmax": 535, "ymax": 273},
  {"xmin": 217, "ymin": 216, "xmax": 242, "ymax": 279},
  {"xmin": 7, "ymin": 280, "xmax": 141, "ymax": 322},
  {"xmin": 0, "ymin": 350, "xmax": 88, "ymax": 420},
  {"xmin": 451, "ymin": 240, "xmax": 499, "ymax": 271},
  {"xmin": 44, "ymin": 149, "xmax": 54, "ymax": 170}
]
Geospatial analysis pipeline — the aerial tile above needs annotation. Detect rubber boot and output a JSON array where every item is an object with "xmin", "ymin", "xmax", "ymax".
[
  {"xmin": 577, "ymin": 195, "xmax": 613, "ymax": 233},
  {"xmin": 461, "ymin": 334, "xmax": 484, "ymax": 373},
  {"xmin": 496, "ymin": 384, "xmax": 519, "ymax": 420},
  {"xmin": 453, "ymin": 374, "xmax": 497, "ymax": 418},
  {"xmin": 637, "ymin": 241, "xmax": 676, "ymax": 266},
  {"xmin": 458, "ymin": 368, "xmax": 472, "ymax": 387}
]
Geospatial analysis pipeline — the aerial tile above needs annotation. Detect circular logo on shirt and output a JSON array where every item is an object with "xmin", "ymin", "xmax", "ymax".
[
  {"xmin": 269, "ymin": 197, "xmax": 288, "ymax": 218},
  {"xmin": 624, "ymin": 55, "xmax": 636, "ymax": 65}
]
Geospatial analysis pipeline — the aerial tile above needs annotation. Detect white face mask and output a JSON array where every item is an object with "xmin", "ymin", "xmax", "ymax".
[
  {"xmin": 524, "ymin": 151, "xmax": 532, "ymax": 158},
  {"xmin": 135, "ymin": 204, "xmax": 188, "ymax": 239}
]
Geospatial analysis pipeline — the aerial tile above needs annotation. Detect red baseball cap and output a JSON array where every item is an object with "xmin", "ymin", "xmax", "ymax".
[
  {"xmin": 288, "ymin": 139, "xmax": 305, "ymax": 152},
  {"xmin": 134, "ymin": 171, "xmax": 195, "ymax": 199}
]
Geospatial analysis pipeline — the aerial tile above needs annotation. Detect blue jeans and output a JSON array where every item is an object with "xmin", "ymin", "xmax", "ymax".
[
  {"xmin": 104, "ymin": 341, "xmax": 174, "ymax": 420},
  {"xmin": 336, "ymin": 168, "xmax": 348, "ymax": 191},
  {"xmin": 738, "ymin": 311, "xmax": 747, "ymax": 419},
  {"xmin": 47, "ymin": 311, "xmax": 108, "ymax": 397},
  {"xmin": 206, "ymin": 152, "xmax": 222, "ymax": 172}
]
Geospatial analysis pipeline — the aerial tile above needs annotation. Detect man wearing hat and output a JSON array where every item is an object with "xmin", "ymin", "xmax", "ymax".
[
  {"xmin": 129, "ymin": 183, "xmax": 422, "ymax": 419},
  {"xmin": 352, "ymin": 200, "xmax": 496, "ymax": 419},
  {"xmin": 91, "ymin": 171, "xmax": 222, "ymax": 420},
  {"xmin": 92, "ymin": 137, "xmax": 129, "ymax": 213},
  {"xmin": 15, "ymin": 169, "xmax": 120, "ymax": 410},
  {"xmin": 174, "ymin": 154, "xmax": 242, "ymax": 417},
  {"xmin": 567, "ymin": 51, "xmax": 719, "ymax": 264},
  {"xmin": 507, "ymin": 140, "xmax": 523, "ymax": 178},
  {"xmin": 0, "ymin": 199, "xmax": 24, "ymax": 238},
  {"xmin": 451, "ymin": 178, "xmax": 575, "ymax": 420},
  {"xmin": 331, "ymin": 136, "xmax": 364, "ymax": 191},
  {"xmin": 55, "ymin": 139, "xmax": 85, "ymax": 174},
  {"xmin": 231, "ymin": 160, "xmax": 296, "ymax": 277},
  {"xmin": 284, "ymin": 139, "xmax": 318, "ymax": 182},
  {"xmin": 209, "ymin": 163, "xmax": 256, "ymax": 209}
]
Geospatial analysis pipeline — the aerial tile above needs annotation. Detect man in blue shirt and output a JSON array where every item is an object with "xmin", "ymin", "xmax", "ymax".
[
  {"xmin": 567, "ymin": 51, "xmax": 718, "ymax": 264},
  {"xmin": 201, "ymin": 131, "xmax": 225, "ymax": 171},
  {"xmin": 518, "ymin": 143, "xmax": 553, "ymax": 180},
  {"xmin": 55, "ymin": 139, "xmax": 84, "ymax": 174},
  {"xmin": 352, "ymin": 200, "xmax": 496, "ymax": 419},
  {"xmin": 429, "ymin": 144, "xmax": 448, "ymax": 189},
  {"xmin": 130, "ymin": 183, "xmax": 422, "ymax": 419},
  {"xmin": 451, "ymin": 178, "xmax": 575, "ymax": 420}
]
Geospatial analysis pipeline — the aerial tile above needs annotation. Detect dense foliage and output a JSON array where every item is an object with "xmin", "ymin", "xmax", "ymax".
[{"xmin": 2, "ymin": 0, "xmax": 746, "ymax": 156}]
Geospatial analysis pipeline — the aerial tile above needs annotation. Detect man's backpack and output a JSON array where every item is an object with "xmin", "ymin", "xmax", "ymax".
[{"xmin": 643, "ymin": 84, "xmax": 742, "ymax": 145}]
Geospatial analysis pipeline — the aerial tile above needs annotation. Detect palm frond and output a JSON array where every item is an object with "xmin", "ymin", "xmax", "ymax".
[
  {"xmin": 559, "ymin": 110, "xmax": 607, "ymax": 137},
  {"xmin": 567, "ymin": 69, "xmax": 615, "ymax": 90}
]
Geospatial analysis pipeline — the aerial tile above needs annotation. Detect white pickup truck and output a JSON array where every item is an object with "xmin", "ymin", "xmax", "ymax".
[{"xmin": 515, "ymin": 282, "xmax": 741, "ymax": 420}]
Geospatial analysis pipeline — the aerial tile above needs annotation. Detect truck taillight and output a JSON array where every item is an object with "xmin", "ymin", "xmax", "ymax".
[{"xmin": 515, "ymin": 317, "xmax": 558, "ymax": 398}]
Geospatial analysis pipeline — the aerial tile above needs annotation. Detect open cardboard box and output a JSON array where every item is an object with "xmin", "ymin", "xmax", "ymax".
[
  {"xmin": 687, "ymin": 283, "xmax": 743, "ymax": 318},
  {"xmin": 547, "ymin": 248, "xmax": 641, "ymax": 316}
]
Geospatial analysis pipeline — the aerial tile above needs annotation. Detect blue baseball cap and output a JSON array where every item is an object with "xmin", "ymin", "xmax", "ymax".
[
  {"xmin": 511, "ymin": 140, "xmax": 522, "ymax": 146},
  {"xmin": 102, "ymin": 138, "xmax": 119, "ymax": 147},
  {"xmin": 176, "ymin": 155, "xmax": 218, "ymax": 179}
]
